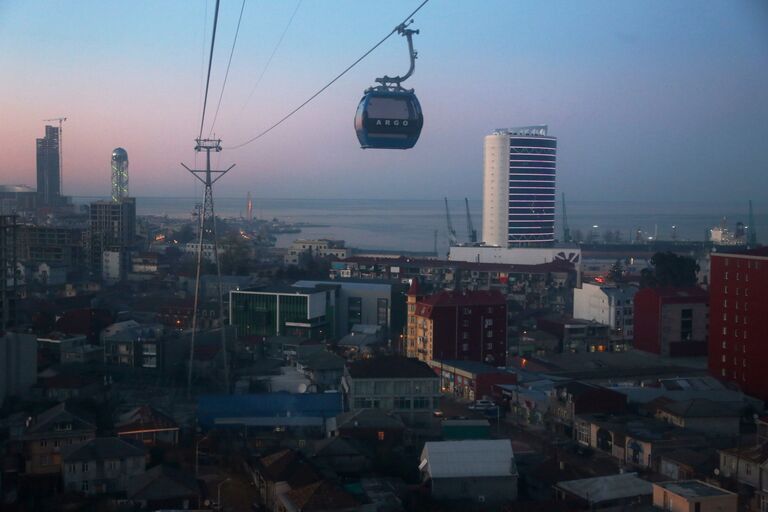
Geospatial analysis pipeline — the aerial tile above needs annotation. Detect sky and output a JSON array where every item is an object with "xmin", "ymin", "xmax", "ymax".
[{"xmin": 1, "ymin": 0, "xmax": 767, "ymax": 203}]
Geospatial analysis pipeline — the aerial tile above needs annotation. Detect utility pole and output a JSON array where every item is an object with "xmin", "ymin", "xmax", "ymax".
[{"xmin": 181, "ymin": 138, "xmax": 234, "ymax": 399}]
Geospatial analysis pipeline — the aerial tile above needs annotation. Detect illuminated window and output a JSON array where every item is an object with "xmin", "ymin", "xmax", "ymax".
[{"xmin": 377, "ymin": 431, "xmax": 385, "ymax": 441}]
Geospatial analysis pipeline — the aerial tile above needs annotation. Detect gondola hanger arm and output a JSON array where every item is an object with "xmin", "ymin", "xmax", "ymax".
[{"xmin": 375, "ymin": 21, "xmax": 419, "ymax": 89}]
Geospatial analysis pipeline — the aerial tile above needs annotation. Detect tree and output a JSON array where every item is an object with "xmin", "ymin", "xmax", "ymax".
[
  {"xmin": 220, "ymin": 233, "xmax": 252, "ymax": 275},
  {"xmin": 640, "ymin": 251, "xmax": 699, "ymax": 288},
  {"xmin": 609, "ymin": 259, "xmax": 624, "ymax": 283}
]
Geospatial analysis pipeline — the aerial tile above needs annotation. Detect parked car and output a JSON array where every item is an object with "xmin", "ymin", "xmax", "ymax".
[{"xmin": 468, "ymin": 399, "xmax": 496, "ymax": 410}]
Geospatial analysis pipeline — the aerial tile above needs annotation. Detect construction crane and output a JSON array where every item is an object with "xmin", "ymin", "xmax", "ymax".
[
  {"xmin": 43, "ymin": 116, "xmax": 68, "ymax": 193},
  {"xmin": 464, "ymin": 198, "xmax": 477, "ymax": 243},
  {"xmin": 561, "ymin": 192, "xmax": 571, "ymax": 243},
  {"xmin": 444, "ymin": 197, "xmax": 458, "ymax": 246}
]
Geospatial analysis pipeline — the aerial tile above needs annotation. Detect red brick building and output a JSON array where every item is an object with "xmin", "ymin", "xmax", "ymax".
[
  {"xmin": 633, "ymin": 287, "xmax": 709, "ymax": 357},
  {"xmin": 406, "ymin": 281, "xmax": 507, "ymax": 365},
  {"xmin": 708, "ymin": 248, "xmax": 768, "ymax": 402}
]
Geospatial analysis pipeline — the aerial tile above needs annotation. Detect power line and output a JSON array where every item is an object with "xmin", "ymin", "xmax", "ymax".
[
  {"xmin": 241, "ymin": 0, "xmax": 303, "ymax": 112},
  {"xmin": 209, "ymin": 0, "xmax": 247, "ymax": 135},
  {"xmin": 226, "ymin": 0, "xmax": 430, "ymax": 150},
  {"xmin": 199, "ymin": 0, "xmax": 222, "ymax": 139}
]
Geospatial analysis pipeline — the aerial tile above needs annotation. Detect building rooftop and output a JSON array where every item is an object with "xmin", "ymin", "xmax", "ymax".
[
  {"xmin": 298, "ymin": 350, "xmax": 346, "ymax": 371},
  {"xmin": 126, "ymin": 465, "xmax": 199, "ymax": 501},
  {"xmin": 579, "ymin": 413, "xmax": 697, "ymax": 442},
  {"xmin": 338, "ymin": 255, "xmax": 575, "ymax": 274},
  {"xmin": 285, "ymin": 480, "xmax": 360, "ymax": 511},
  {"xmin": 638, "ymin": 286, "xmax": 709, "ymax": 302},
  {"xmin": 420, "ymin": 439, "xmax": 516, "ymax": 479},
  {"xmin": 347, "ymin": 356, "xmax": 436, "ymax": 379},
  {"xmin": 198, "ymin": 392, "xmax": 343, "ymax": 429},
  {"xmin": 654, "ymin": 398, "xmax": 744, "ymax": 418},
  {"xmin": 436, "ymin": 359, "xmax": 511, "ymax": 376},
  {"xmin": 418, "ymin": 289, "xmax": 507, "ymax": 309},
  {"xmin": 333, "ymin": 408, "xmax": 406, "ymax": 431},
  {"xmin": 555, "ymin": 473, "xmax": 652, "ymax": 504},
  {"xmin": 655, "ymin": 480, "xmax": 733, "ymax": 498},
  {"xmin": 62, "ymin": 437, "xmax": 145, "ymax": 462}
]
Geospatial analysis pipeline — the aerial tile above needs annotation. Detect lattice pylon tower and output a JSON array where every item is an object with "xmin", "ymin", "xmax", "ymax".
[{"xmin": 181, "ymin": 138, "xmax": 235, "ymax": 398}]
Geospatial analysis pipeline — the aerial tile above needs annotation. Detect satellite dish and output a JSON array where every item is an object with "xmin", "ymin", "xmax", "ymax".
[{"xmin": 298, "ymin": 383, "xmax": 308, "ymax": 393}]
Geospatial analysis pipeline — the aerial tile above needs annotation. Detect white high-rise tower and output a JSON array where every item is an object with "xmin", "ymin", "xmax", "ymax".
[{"xmin": 482, "ymin": 126, "xmax": 557, "ymax": 247}]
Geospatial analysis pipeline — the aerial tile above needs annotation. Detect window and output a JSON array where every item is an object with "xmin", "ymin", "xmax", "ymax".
[
  {"xmin": 462, "ymin": 343, "xmax": 469, "ymax": 351},
  {"xmin": 413, "ymin": 397, "xmax": 430, "ymax": 409},
  {"xmin": 107, "ymin": 459, "xmax": 118, "ymax": 471},
  {"xmin": 377, "ymin": 431, "xmax": 385, "ymax": 441},
  {"xmin": 486, "ymin": 330, "xmax": 493, "ymax": 338},
  {"xmin": 82, "ymin": 462, "xmax": 89, "ymax": 472},
  {"xmin": 40, "ymin": 440, "xmax": 48, "ymax": 448},
  {"xmin": 394, "ymin": 397, "xmax": 411, "ymax": 409},
  {"xmin": 67, "ymin": 463, "xmax": 76, "ymax": 473},
  {"xmin": 82, "ymin": 481, "xmax": 89, "ymax": 492},
  {"xmin": 376, "ymin": 298, "xmax": 388, "ymax": 326},
  {"xmin": 486, "ymin": 343, "xmax": 493, "ymax": 350},
  {"xmin": 374, "ymin": 381, "xmax": 391, "ymax": 395}
]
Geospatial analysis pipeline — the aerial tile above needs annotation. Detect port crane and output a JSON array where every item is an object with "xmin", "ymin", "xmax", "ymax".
[
  {"xmin": 444, "ymin": 197, "xmax": 458, "ymax": 246},
  {"xmin": 464, "ymin": 198, "xmax": 477, "ymax": 244}
]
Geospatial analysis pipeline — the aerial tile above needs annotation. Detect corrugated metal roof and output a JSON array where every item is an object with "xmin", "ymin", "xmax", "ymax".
[
  {"xmin": 198, "ymin": 392, "xmax": 343, "ymax": 429},
  {"xmin": 420, "ymin": 440, "xmax": 515, "ymax": 479}
]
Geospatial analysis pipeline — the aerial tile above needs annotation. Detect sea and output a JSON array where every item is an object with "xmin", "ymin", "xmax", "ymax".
[{"xmin": 72, "ymin": 197, "xmax": 765, "ymax": 255}]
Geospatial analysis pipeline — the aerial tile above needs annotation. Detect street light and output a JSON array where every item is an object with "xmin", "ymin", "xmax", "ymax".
[
  {"xmin": 217, "ymin": 478, "xmax": 232, "ymax": 510},
  {"xmin": 195, "ymin": 431, "xmax": 211, "ymax": 477}
]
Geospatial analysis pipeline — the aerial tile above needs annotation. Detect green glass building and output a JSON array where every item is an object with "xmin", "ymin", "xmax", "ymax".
[{"xmin": 229, "ymin": 285, "xmax": 337, "ymax": 341}]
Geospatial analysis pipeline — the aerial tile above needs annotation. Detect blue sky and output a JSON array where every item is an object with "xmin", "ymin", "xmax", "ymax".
[{"xmin": 1, "ymin": 0, "xmax": 767, "ymax": 202}]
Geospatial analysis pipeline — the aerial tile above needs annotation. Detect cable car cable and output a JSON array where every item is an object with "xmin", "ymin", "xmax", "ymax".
[
  {"xmin": 199, "ymin": 0, "xmax": 222, "ymax": 139},
  {"xmin": 226, "ymin": 0, "xmax": 430, "ymax": 150},
  {"xmin": 241, "ymin": 0, "xmax": 303, "ymax": 113},
  {"xmin": 209, "ymin": 0, "xmax": 248, "ymax": 136}
]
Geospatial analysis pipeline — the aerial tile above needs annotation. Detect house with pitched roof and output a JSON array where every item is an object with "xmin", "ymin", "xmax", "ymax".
[
  {"xmin": 115, "ymin": 405, "xmax": 180, "ymax": 446},
  {"xmin": 22, "ymin": 402, "xmax": 97, "ymax": 474},
  {"xmin": 61, "ymin": 437, "xmax": 145, "ymax": 495},
  {"xmin": 419, "ymin": 439, "xmax": 518, "ymax": 504}
]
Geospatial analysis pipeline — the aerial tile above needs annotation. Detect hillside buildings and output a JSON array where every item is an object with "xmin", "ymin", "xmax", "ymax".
[
  {"xmin": 405, "ymin": 280, "xmax": 507, "ymax": 365},
  {"xmin": 708, "ymin": 248, "xmax": 768, "ymax": 402},
  {"xmin": 633, "ymin": 287, "xmax": 709, "ymax": 357},
  {"xmin": 89, "ymin": 197, "xmax": 136, "ymax": 281},
  {"xmin": 573, "ymin": 282, "xmax": 638, "ymax": 341}
]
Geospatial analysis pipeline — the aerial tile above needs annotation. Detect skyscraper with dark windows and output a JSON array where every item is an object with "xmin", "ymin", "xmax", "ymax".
[
  {"xmin": 482, "ymin": 126, "xmax": 557, "ymax": 247},
  {"xmin": 36, "ymin": 125, "xmax": 61, "ymax": 207}
]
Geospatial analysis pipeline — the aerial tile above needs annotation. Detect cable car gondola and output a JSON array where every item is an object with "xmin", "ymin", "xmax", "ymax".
[{"xmin": 355, "ymin": 23, "xmax": 423, "ymax": 149}]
